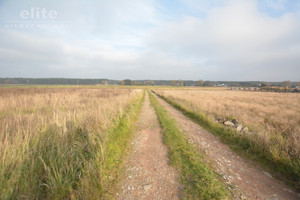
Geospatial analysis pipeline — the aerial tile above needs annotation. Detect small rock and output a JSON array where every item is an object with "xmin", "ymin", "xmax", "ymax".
[
  {"xmin": 263, "ymin": 171, "xmax": 272, "ymax": 178},
  {"xmin": 224, "ymin": 121, "xmax": 235, "ymax": 127},
  {"xmin": 237, "ymin": 124, "xmax": 243, "ymax": 132},
  {"xmin": 143, "ymin": 184, "xmax": 152, "ymax": 191},
  {"xmin": 242, "ymin": 127, "xmax": 249, "ymax": 133},
  {"xmin": 231, "ymin": 119, "xmax": 239, "ymax": 125},
  {"xmin": 283, "ymin": 188, "xmax": 293, "ymax": 193}
]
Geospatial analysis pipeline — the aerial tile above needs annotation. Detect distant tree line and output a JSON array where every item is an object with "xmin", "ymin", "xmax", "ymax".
[
  {"xmin": 0, "ymin": 78, "xmax": 118, "ymax": 85},
  {"xmin": 0, "ymin": 78, "xmax": 299, "ymax": 88}
]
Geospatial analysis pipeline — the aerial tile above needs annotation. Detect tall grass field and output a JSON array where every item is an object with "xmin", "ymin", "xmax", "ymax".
[
  {"xmin": 1, "ymin": 85, "xmax": 299, "ymax": 199},
  {"xmin": 0, "ymin": 87, "xmax": 143, "ymax": 199}
]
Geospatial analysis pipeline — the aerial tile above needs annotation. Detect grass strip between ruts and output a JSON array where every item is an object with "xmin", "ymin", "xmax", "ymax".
[{"xmin": 149, "ymin": 91, "xmax": 230, "ymax": 200}]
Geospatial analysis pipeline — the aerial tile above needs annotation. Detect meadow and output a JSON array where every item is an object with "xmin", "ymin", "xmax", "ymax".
[
  {"xmin": 1, "ymin": 85, "xmax": 299, "ymax": 199},
  {"xmin": 0, "ymin": 87, "xmax": 143, "ymax": 199},
  {"xmin": 154, "ymin": 88, "xmax": 300, "ymax": 188}
]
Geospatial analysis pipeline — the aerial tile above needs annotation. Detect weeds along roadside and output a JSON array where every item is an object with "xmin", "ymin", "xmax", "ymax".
[
  {"xmin": 148, "ymin": 91, "xmax": 230, "ymax": 200},
  {"xmin": 152, "ymin": 90, "xmax": 300, "ymax": 192},
  {"xmin": 93, "ymin": 91, "xmax": 144, "ymax": 199},
  {"xmin": 0, "ymin": 89, "xmax": 144, "ymax": 200}
]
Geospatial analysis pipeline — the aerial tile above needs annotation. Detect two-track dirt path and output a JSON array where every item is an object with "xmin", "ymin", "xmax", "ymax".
[
  {"xmin": 116, "ymin": 93, "xmax": 181, "ymax": 200},
  {"xmin": 154, "ymin": 93, "xmax": 299, "ymax": 200}
]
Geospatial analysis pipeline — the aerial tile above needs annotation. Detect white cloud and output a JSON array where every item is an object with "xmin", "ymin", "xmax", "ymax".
[
  {"xmin": 0, "ymin": 0, "xmax": 300, "ymax": 81},
  {"xmin": 148, "ymin": 0, "xmax": 300, "ymax": 81},
  {"xmin": 0, "ymin": 29, "xmax": 196, "ymax": 79}
]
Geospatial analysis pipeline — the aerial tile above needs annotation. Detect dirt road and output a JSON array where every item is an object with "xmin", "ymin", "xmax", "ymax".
[
  {"xmin": 154, "ymin": 93, "xmax": 299, "ymax": 200},
  {"xmin": 116, "ymin": 93, "xmax": 181, "ymax": 200}
]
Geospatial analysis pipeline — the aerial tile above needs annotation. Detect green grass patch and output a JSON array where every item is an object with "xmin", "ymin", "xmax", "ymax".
[
  {"xmin": 149, "ymin": 91, "xmax": 230, "ymax": 200},
  {"xmin": 0, "ymin": 93, "xmax": 144, "ymax": 200},
  {"xmin": 154, "ymin": 91, "xmax": 300, "ymax": 192},
  {"xmin": 91, "ymin": 92, "xmax": 145, "ymax": 199}
]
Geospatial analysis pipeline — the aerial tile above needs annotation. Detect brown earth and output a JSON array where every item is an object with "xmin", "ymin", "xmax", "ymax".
[
  {"xmin": 116, "ymin": 93, "xmax": 181, "ymax": 200},
  {"xmin": 154, "ymin": 93, "xmax": 299, "ymax": 200}
]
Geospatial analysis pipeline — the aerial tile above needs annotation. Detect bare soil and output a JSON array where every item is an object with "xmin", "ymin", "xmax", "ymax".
[
  {"xmin": 116, "ymin": 93, "xmax": 181, "ymax": 200},
  {"xmin": 154, "ymin": 94, "xmax": 299, "ymax": 200}
]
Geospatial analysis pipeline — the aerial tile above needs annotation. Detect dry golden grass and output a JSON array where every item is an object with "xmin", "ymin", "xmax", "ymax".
[
  {"xmin": 0, "ymin": 87, "xmax": 143, "ymax": 199},
  {"xmin": 0, "ymin": 87, "xmax": 140, "ymax": 139},
  {"xmin": 155, "ymin": 89, "xmax": 300, "ymax": 160},
  {"xmin": 0, "ymin": 87, "xmax": 142, "ymax": 156}
]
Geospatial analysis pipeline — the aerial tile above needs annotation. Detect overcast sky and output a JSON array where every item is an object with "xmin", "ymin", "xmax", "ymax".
[{"xmin": 0, "ymin": 0, "xmax": 300, "ymax": 81}]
